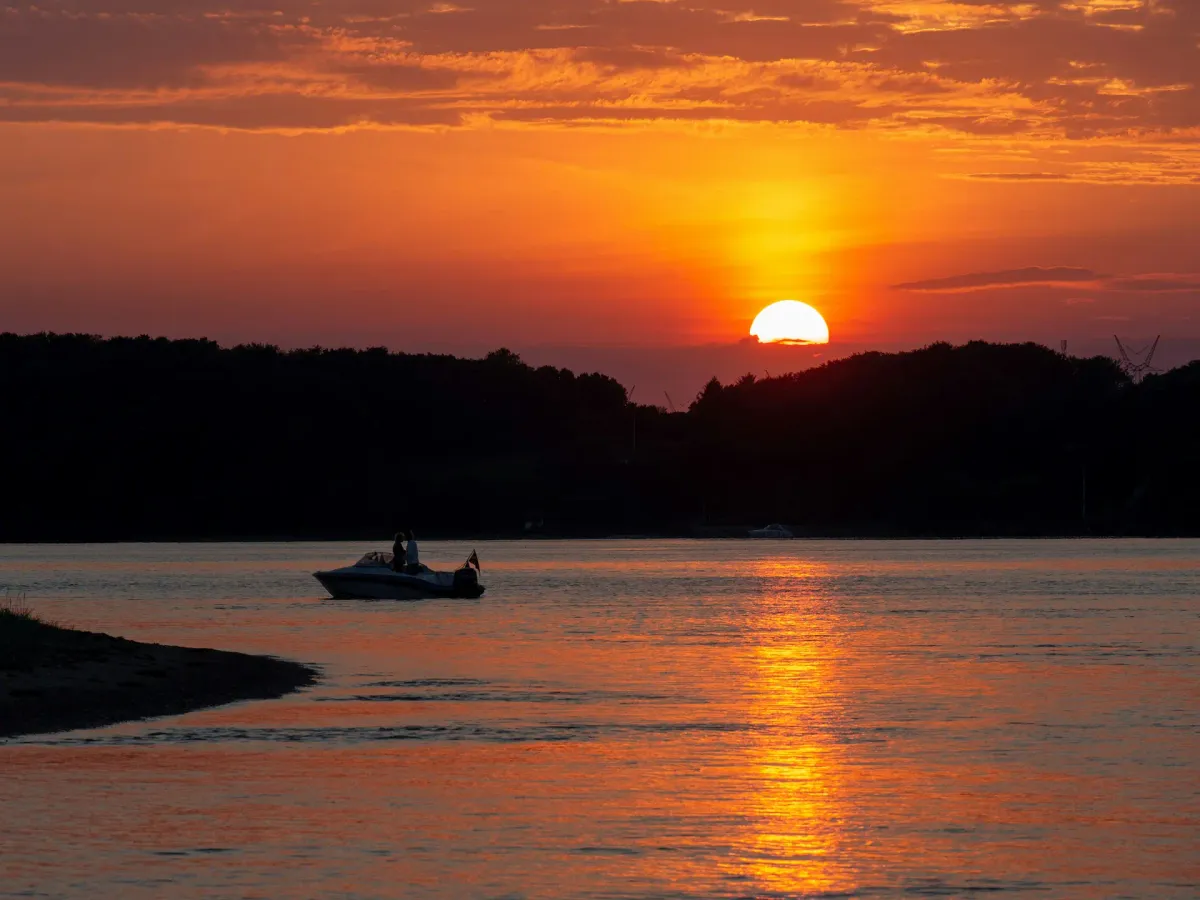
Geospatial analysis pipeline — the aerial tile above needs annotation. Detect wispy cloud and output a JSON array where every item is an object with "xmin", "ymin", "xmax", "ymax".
[
  {"xmin": 966, "ymin": 172, "xmax": 1074, "ymax": 181},
  {"xmin": 895, "ymin": 267, "xmax": 1200, "ymax": 294},
  {"xmin": 893, "ymin": 267, "xmax": 1101, "ymax": 293},
  {"xmin": 1108, "ymin": 274, "xmax": 1200, "ymax": 292}
]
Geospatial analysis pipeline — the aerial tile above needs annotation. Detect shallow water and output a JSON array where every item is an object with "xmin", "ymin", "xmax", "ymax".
[{"xmin": 1, "ymin": 539, "xmax": 1197, "ymax": 899}]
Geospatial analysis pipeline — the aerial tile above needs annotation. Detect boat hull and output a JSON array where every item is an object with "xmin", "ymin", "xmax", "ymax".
[{"xmin": 314, "ymin": 567, "xmax": 484, "ymax": 601}]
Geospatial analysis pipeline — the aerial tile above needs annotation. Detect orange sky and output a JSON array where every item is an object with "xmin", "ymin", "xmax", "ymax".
[{"xmin": 2, "ymin": 0, "xmax": 1198, "ymax": 361}]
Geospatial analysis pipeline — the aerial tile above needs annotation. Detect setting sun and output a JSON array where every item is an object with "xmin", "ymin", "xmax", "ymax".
[{"xmin": 750, "ymin": 301, "xmax": 831, "ymax": 345}]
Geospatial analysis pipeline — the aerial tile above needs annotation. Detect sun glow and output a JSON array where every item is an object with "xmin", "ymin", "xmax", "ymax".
[{"xmin": 750, "ymin": 300, "xmax": 830, "ymax": 345}]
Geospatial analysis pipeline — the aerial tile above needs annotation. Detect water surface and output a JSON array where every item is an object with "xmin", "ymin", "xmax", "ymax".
[{"xmin": 2, "ymin": 540, "xmax": 1197, "ymax": 898}]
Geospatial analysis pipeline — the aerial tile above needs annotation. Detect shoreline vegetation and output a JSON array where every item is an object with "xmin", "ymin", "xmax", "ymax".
[
  {"xmin": 3, "ymin": 332, "xmax": 1199, "ymax": 540},
  {"xmin": 0, "ymin": 599, "xmax": 318, "ymax": 740}
]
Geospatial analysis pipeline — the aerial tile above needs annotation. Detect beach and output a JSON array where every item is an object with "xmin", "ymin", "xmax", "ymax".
[{"xmin": 0, "ymin": 608, "xmax": 317, "ymax": 740}]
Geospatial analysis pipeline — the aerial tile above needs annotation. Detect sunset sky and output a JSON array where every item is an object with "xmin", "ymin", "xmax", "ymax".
[{"xmin": 3, "ymin": 0, "xmax": 1198, "ymax": 391}]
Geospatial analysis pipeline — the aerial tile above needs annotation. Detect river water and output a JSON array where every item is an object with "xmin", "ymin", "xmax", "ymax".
[{"xmin": 1, "ymin": 540, "xmax": 1197, "ymax": 899}]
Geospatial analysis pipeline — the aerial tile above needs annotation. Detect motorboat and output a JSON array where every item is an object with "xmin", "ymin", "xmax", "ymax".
[
  {"xmin": 749, "ymin": 523, "xmax": 794, "ymax": 539},
  {"xmin": 314, "ymin": 551, "xmax": 485, "ymax": 600}
]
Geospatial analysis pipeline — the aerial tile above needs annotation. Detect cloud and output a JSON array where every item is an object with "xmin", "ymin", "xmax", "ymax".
[
  {"xmin": 336, "ymin": 62, "xmax": 461, "ymax": 92},
  {"xmin": 570, "ymin": 47, "xmax": 698, "ymax": 72},
  {"xmin": 895, "ymin": 266, "xmax": 1200, "ymax": 295},
  {"xmin": 894, "ymin": 266, "xmax": 1101, "ymax": 292},
  {"xmin": 1107, "ymin": 275, "xmax": 1200, "ymax": 293},
  {"xmin": 0, "ymin": 9, "xmax": 312, "ymax": 89},
  {"xmin": 0, "ymin": 0, "xmax": 1195, "ymax": 163},
  {"xmin": 967, "ymin": 172, "xmax": 1074, "ymax": 181}
]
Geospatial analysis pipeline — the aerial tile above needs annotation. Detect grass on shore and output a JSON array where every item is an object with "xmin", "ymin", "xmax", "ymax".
[
  {"xmin": 1, "ymin": 593, "xmax": 90, "ymax": 675},
  {"xmin": 0, "ymin": 593, "xmax": 63, "ymax": 637}
]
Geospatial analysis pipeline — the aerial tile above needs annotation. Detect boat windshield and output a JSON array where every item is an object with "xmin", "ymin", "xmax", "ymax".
[{"xmin": 355, "ymin": 551, "xmax": 395, "ymax": 567}]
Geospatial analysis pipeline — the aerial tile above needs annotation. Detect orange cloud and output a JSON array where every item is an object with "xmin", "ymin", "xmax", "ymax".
[{"xmin": 0, "ymin": 0, "xmax": 1193, "ymax": 157}]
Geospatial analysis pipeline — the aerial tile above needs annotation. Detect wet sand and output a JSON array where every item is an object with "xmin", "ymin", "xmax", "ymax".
[{"xmin": 0, "ymin": 616, "xmax": 317, "ymax": 739}]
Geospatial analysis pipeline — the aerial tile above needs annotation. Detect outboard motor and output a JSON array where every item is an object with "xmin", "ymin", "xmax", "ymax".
[{"xmin": 452, "ymin": 565, "xmax": 480, "ymax": 596}]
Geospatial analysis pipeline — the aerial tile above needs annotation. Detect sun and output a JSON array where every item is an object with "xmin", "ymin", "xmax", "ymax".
[{"xmin": 750, "ymin": 300, "xmax": 830, "ymax": 345}]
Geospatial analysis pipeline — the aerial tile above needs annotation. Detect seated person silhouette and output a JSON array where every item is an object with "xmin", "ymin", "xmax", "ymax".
[
  {"xmin": 391, "ymin": 532, "xmax": 406, "ymax": 572},
  {"xmin": 405, "ymin": 530, "xmax": 421, "ymax": 574}
]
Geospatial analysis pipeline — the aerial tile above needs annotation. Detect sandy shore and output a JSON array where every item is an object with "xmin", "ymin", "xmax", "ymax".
[{"xmin": 0, "ymin": 613, "xmax": 318, "ymax": 740}]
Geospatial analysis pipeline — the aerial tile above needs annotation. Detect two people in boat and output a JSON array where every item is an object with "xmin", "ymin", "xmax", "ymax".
[{"xmin": 391, "ymin": 530, "xmax": 421, "ymax": 574}]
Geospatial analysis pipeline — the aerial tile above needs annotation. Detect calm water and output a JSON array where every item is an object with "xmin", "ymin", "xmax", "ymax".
[{"xmin": 1, "ymin": 540, "xmax": 1197, "ymax": 899}]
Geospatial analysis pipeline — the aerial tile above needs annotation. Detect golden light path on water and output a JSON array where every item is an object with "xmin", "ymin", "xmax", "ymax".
[{"xmin": 735, "ymin": 557, "xmax": 847, "ymax": 894}]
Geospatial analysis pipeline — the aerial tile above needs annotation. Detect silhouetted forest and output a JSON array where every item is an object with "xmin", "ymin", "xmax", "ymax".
[{"xmin": 2, "ymin": 333, "xmax": 1197, "ymax": 540}]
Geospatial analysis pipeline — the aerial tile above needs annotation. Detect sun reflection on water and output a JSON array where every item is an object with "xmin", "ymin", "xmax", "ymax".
[{"xmin": 734, "ymin": 557, "xmax": 853, "ymax": 895}]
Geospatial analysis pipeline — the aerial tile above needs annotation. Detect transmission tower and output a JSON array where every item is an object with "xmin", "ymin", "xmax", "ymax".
[{"xmin": 1114, "ymin": 335, "xmax": 1161, "ymax": 382}]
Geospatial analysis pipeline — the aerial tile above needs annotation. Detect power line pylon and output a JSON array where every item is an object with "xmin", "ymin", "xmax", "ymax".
[{"xmin": 1114, "ymin": 335, "xmax": 1161, "ymax": 382}]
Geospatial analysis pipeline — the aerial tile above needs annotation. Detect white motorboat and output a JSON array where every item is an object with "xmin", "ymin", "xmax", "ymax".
[
  {"xmin": 748, "ymin": 523, "xmax": 794, "ymax": 539},
  {"xmin": 314, "ymin": 551, "xmax": 485, "ymax": 600}
]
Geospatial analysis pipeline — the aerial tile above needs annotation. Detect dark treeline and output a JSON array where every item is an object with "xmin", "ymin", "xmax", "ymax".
[{"xmin": 2, "ymin": 333, "xmax": 1197, "ymax": 540}]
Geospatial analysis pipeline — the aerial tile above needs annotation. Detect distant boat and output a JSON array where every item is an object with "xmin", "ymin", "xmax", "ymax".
[
  {"xmin": 314, "ymin": 552, "xmax": 485, "ymax": 600},
  {"xmin": 748, "ymin": 523, "xmax": 794, "ymax": 539}
]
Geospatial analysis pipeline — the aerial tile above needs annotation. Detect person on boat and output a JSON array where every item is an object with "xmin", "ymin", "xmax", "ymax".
[
  {"xmin": 405, "ymin": 530, "xmax": 421, "ymax": 573},
  {"xmin": 391, "ymin": 532, "xmax": 407, "ymax": 571}
]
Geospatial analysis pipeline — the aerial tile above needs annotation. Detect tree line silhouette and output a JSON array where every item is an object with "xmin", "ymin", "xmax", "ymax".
[{"xmin": 2, "ymin": 332, "xmax": 1196, "ymax": 540}]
